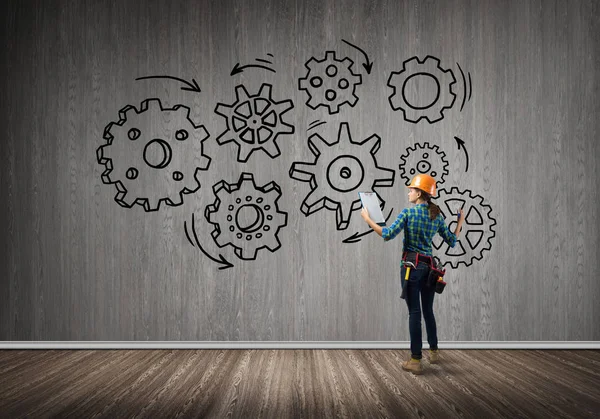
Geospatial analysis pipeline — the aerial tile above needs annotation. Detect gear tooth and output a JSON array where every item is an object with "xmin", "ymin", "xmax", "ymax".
[
  {"xmin": 235, "ymin": 85, "xmax": 250, "ymax": 100},
  {"xmin": 387, "ymin": 72, "xmax": 400, "ymax": 87},
  {"xmin": 115, "ymin": 189, "xmax": 136, "ymax": 208},
  {"xmin": 175, "ymin": 104, "xmax": 191, "ymax": 120},
  {"xmin": 404, "ymin": 56, "xmax": 421, "ymax": 71},
  {"xmin": 200, "ymin": 125, "xmax": 211, "ymax": 141},
  {"xmin": 215, "ymin": 103, "xmax": 231, "ymax": 118},
  {"xmin": 279, "ymin": 99, "xmax": 294, "ymax": 113},
  {"xmin": 425, "ymin": 55, "xmax": 441, "ymax": 67},
  {"xmin": 298, "ymin": 77, "xmax": 308, "ymax": 90},
  {"xmin": 305, "ymin": 57, "xmax": 317, "ymax": 69},
  {"xmin": 389, "ymin": 93, "xmax": 403, "ymax": 110},
  {"xmin": 305, "ymin": 97, "xmax": 319, "ymax": 110},
  {"xmin": 325, "ymin": 51, "xmax": 336, "ymax": 61},
  {"xmin": 97, "ymin": 143, "xmax": 112, "ymax": 163},
  {"xmin": 342, "ymin": 57, "xmax": 353, "ymax": 66},
  {"xmin": 266, "ymin": 234, "xmax": 281, "ymax": 252},
  {"xmin": 258, "ymin": 83, "xmax": 272, "ymax": 98},
  {"xmin": 120, "ymin": 104, "xmax": 139, "ymax": 119},
  {"xmin": 143, "ymin": 98, "xmax": 162, "ymax": 112}
]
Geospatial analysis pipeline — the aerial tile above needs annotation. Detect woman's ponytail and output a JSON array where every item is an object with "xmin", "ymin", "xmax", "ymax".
[
  {"xmin": 428, "ymin": 200, "xmax": 441, "ymax": 220},
  {"xmin": 421, "ymin": 191, "xmax": 441, "ymax": 220}
]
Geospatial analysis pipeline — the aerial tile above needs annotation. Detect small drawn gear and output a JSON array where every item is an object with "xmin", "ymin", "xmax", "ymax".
[
  {"xmin": 399, "ymin": 142, "xmax": 449, "ymax": 186},
  {"xmin": 298, "ymin": 51, "xmax": 362, "ymax": 114},
  {"xmin": 289, "ymin": 122, "xmax": 395, "ymax": 230},
  {"xmin": 205, "ymin": 172, "xmax": 288, "ymax": 260},
  {"xmin": 215, "ymin": 84, "xmax": 294, "ymax": 162},
  {"xmin": 97, "ymin": 98, "xmax": 211, "ymax": 211},
  {"xmin": 387, "ymin": 55, "xmax": 457, "ymax": 123},
  {"xmin": 432, "ymin": 187, "xmax": 497, "ymax": 268}
]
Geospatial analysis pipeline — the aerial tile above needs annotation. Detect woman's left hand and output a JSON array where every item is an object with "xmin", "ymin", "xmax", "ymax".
[{"xmin": 360, "ymin": 207, "xmax": 370, "ymax": 222}]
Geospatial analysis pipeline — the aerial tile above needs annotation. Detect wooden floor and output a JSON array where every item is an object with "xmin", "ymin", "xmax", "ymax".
[{"xmin": 0, "ymin": 349, "xmax": 599, "ymax": 418}]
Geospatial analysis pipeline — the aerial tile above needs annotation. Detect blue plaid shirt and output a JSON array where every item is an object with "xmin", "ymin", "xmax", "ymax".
[{"xmin": 381, "ymin": 203, "xmax": 457, "ymax": 256}]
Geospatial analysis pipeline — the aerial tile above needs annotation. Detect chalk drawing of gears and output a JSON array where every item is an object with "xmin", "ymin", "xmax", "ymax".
[
  {"xmin": 387, "ymin": 55, "xmax": 457, "ymax": 124},
  {"xmin": 289, "ymin": 122, "xmax": 395, "ymax": 230},
  {"xmin": 399, "ymin": 142, "xmax": 449, "ymax": 186},
  {"xmin": 432, "ymin": 187, "xmax": 497, "ymax": 268},
  {"xmin": 97, "ymin": 98, "xmax": 211, "ymax": 211},
  {"xmin": 204, "ymin": 172, "xmax": 288, "ymax": 261},
  {"xmin": 298, "ymin": 51, "xmax": 362, "ymax": 114},
  {"xmin": 215, "ymin": 83, "xmax": 294, "ymax": 163}
]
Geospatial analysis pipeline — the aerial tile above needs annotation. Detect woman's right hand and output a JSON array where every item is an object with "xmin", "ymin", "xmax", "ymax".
[
  {"xmin": 455, "ymin": 208, "xmax": 465, "ymax": 237},
  {"xmin": 457, "ymin": 208, "xmax": 464, "ymax": 223}
]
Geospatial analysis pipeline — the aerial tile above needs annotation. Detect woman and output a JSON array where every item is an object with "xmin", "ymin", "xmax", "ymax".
[{"xmin": 361, "ymin": 173, "xmax": 464, "ymax": 375}]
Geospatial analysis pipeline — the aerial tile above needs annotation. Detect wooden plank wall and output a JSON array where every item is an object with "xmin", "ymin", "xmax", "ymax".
[{"xmin": 1, "ymin": 0, "xmax": 599, "ymax": 341}]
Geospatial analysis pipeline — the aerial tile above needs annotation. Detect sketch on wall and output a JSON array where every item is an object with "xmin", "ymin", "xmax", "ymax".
[
  {"xmin": 298, "ymin": 51, "xmax": 363, "ymax": 114},
  {"xmin": 387, "ymin": 55, "xmax": 472, "ymax": 124},
  {"xmin": 433, "ymin": 187, "xmax": 497, "ymax": 268},
  {"xmin": 399, "ymin": 142, "xmax": 450, "ymax": 186},
  {"xmin": 289, "ymin": 122, "xmax": 396, "ymax": 230},
  {"xmin": 215, "ymin": 83, "xmax": 295, "ymax": 162},
  {"xmin": 230, "ymin": 53, "xmax": 276, "ymax": 76},
  {"xmin": 204, "ymin": 172, "xmax": 288, "ymax": 261},
  {"xmin": 97, "ymin": 98, "xmax": 211, "ymax": 212},
  {"xmin": 95, "ymin": 40, "xmax": 495, "ymax": 272}
]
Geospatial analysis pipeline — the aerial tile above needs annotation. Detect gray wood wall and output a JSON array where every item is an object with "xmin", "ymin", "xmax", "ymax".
[{"xmin": 1, "ymin": 0, "xmax": 599, "ymax": 341}]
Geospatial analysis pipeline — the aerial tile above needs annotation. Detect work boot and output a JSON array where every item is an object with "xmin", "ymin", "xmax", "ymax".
[
  {"xmin": 401, "ymin": 357, "xmax": 423, "ymax": 375},
  {"xmin": 429, "ymin": 349, "xmax": 440, "ymax": 364}
]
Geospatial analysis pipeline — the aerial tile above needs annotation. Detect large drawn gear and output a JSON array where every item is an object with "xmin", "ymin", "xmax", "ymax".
[
  {"xmin": 205, "ymin": 172, "xmax": 288, "ymax": 260},
  {"xmin": 289, "ymin": 122, "xmax": 395, "ymax": 230},
  {"xmin": 387, "ymin": 55, "xmax": 457, "ymax": 124},
  {"xmin": 298, "ymin": 51, "xmax": 362, "ymax": 114},
  {"xmin": 215, "ymin": 84, "xmax": 294, "ymax": 162},
  {"xmin": 432, "ymin": 187, "xmax": 497, "ymax": 268},
  {"xmin": 97, "ymin": 98, "xmax": 211, "ymax": 211},
  {"xmin": 399, "ymin": 142, "xmax": 449, "ymax": 186}
]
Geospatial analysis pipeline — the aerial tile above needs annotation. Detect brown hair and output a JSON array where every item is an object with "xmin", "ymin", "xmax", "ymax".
[{"xmin": 419, "ymin": 191, "xmax": 441, "ymax": 220}]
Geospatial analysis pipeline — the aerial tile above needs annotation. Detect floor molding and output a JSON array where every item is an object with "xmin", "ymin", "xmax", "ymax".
[{"xmin": 1, "ymin": 341, "xmax": 599, "ymax": 349}]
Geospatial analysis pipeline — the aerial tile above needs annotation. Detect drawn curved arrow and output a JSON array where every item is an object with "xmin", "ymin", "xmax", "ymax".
[
  {"xmin": 454, "ymin": 136, "xmax": 469, "ymax": 172},
  {"xmin": 231, "ymin": 63, "xmax": 276, "ymax": 76},
  {"xmin": 135, "ymin": 75, "xmax": 201, "ymax": 92},
  {"xmin": 341, "ymin": 39, "xmax": 373, "ymax": 74},
  {"xmin": 342, "ymin": 207, "xmax": 394, "ymax": 244},
  {"xmin": 185, "ymin": 213, "xmax": 234, "ymax": 270}
]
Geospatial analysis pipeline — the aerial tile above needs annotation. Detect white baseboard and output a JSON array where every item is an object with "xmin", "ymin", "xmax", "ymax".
[{"xmin": 1, "ymin": 341, "xmax": 599, "ymax": 349}]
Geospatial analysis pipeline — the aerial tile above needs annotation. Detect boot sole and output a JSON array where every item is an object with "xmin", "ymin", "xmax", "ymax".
[{"xmin": 402, "ymin": 365, "xmax": 423, "ymax": 375}]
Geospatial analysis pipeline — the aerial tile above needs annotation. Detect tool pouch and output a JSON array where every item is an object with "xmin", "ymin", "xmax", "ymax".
[{"xmin": 426, "ymin": 258, "xmax": 447, "ymax": 294}]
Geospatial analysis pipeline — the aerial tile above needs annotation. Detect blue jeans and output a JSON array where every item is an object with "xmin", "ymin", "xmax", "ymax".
[{"xmin": 400, "ymin": 261, "xmax": 438, "ymax": 360}]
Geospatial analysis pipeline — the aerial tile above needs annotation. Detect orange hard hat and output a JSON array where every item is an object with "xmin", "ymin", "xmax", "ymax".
[{"xmin": 409, "ymin": 174, "xmax": 436, "ymax": 196}]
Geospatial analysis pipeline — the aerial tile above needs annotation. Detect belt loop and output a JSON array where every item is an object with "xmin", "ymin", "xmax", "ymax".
[{"xmin": 416, "ymin": 253, "xmax": 419, "ymax": 266}]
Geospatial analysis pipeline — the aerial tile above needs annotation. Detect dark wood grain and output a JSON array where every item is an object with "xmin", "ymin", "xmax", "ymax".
[{"xmin": 0, "ymin": 349, "xmax": 599, "ymax": 418}]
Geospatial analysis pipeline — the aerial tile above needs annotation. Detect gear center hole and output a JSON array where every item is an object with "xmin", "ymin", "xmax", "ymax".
[
  {"xmin": 236, "ymin": 204, "xmax": 264, "ymax": 233},
  {"xmin": 144, "ymin": 139, "xmax": 172, "ymax": 169},
  {"xmin": 402, "ymin": 73, "xmax": 441, "ymax": 110},
  {"xmin": 340, "ymin": 166, "xmax": 351, "ymax": 179}
]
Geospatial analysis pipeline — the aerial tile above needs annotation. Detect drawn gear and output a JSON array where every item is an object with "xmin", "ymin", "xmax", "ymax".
[
  {"xmin": 215, "ymin": 84, "xmax": 294, "ymax": 162},
  {"xmin": 205, "ymin": 172, "xmax": 288, "ymax": 260},
  {"xmin": 298, "ymin": 51, "xmax": 362, "ymax": 114},
  {"xmin": 432, "ymin": 187, "xmax": 497, "ymax": 268},
  {"xmin": 97, "ymin": 98, "xmax": 211, "ymax": 211},
  {"xmin": 388, "ymin": 55, "xmax": 456, "ymax": 123},
  {"xmin": 399, "ymin": 142, "xmax": 449, "ymax": 188},
  {"xmin": 289, "ymin": 122, "xmax": 395, "ymax": 230}
]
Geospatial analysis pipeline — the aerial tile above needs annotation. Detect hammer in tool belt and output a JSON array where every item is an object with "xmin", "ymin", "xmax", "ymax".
[{"xmin": 400, "ymin": 261, "xmax": 416, "ymax": 300}]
